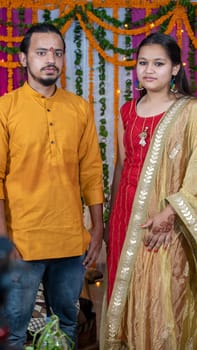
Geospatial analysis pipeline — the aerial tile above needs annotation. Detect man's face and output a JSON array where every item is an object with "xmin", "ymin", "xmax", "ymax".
[{"xmin": 20, "ymin": 32, "xmax": 65, "ymax": 88}]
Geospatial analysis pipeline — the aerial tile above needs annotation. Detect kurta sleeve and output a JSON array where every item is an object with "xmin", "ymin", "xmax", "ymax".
[
  {"xmin": 78, "ymin": 102, "xmax": 104, "ymax": 206},
  {"xmin": 0, "ymin": 108, "xmax": 9, "ymax": 199}
]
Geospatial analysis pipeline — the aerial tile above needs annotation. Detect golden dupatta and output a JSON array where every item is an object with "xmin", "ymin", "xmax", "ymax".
[{"xmin": 101, "ymin": 96, "xmax": 197, "ymax": 350}]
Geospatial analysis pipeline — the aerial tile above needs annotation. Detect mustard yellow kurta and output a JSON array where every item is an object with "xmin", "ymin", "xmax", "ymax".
[
  {"xmin": 101, "ymin": 96, "xmax": 197, "ymax": 350},
  {"xmin": 0, "ymin": 82, "xmax": 103, "ymax": 260}
]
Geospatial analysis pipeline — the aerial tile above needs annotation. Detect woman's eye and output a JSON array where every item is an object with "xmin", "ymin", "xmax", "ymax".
[
  {"xmin": 155, "ymin": 62, "xmax": 164, "ymax": 66},
  {"xmin": 138, "ymin": 61, "xmax": 146, "ymax": 65}
]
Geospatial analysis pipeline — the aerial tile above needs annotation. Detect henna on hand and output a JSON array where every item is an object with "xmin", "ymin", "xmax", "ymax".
[{"xmin": 152, "ymin": 214, "xmax": 175, "ymax": 234}]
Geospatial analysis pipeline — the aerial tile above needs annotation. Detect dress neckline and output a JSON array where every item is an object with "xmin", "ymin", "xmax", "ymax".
[{"xmin": 134, "ymin": 100, "xmax": 165, "ymax": 120}]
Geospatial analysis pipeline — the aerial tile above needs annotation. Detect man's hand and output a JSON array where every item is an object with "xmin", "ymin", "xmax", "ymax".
[
  {"xmin": 141, "ymin": 205, "xmax": 176, "ymax": 252},
  {"xmin": 83, "ymin": 225, "xmax": 103, "ymax": 268},
  {"xmin": 10, "ymin": 246, "xmax": 22, "ymax": 260}
]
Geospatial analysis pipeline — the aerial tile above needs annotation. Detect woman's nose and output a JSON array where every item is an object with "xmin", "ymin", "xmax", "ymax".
[{"xmin": 145, "ymin": 63, "xmax": 154, "ymax": 72}]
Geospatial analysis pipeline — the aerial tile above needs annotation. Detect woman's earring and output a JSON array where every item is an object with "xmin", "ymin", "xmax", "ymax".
[
  {"xmin": 135, "ymin": 80, "xmax": 144, "ymax": 91},
  {"xmin": 170, "ymin": 76, "xmax": 178, "ymax": 93}
]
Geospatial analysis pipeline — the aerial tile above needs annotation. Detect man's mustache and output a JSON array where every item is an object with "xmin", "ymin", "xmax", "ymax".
[{"xmin": 41, "ymin": 65, "xmax": 59, "ymax": 72}]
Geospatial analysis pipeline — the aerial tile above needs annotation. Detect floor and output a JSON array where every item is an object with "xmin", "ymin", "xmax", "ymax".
[
  {"xmin": 81, "ymin": 209, "xmax": 106, "ymax": 349},
  {"xmin": 79, "ymin": 245, "xmax": 106, "ymax": 350},
  {"xmin": 78, "ymin": 269, "xmax": 105, "ymax": 350}
]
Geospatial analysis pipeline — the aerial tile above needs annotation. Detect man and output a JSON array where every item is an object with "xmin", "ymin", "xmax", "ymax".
[{"xmin": 0, "ymin": 23, "xmax": 104, "ymax": 349}]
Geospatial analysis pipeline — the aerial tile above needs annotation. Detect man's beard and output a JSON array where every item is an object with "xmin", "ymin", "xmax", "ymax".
[{"xmin": 27, "ymin": 64, "xmax": 60, "ymax": 86}]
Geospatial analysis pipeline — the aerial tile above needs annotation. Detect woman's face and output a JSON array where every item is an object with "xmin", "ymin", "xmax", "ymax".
[{"xmin": 136, "ymin": 43, "xmax": 179, "ymax": 93}]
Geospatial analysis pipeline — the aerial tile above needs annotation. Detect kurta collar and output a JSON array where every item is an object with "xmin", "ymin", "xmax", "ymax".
[{"xmin": 22, "ymin": 81, "xmax": 58, "ymax": 100}]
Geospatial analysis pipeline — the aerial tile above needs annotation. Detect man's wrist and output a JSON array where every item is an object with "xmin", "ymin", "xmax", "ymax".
[
  {"xmin": 0, "ymin": 236, "xmax": 14, "ymax": 255},
  {"xmin": 0, "ymin": 232, "xmax": 9, "ymax": 237}
]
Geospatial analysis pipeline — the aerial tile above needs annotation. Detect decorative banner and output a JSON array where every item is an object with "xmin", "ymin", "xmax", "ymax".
[{"xmin": 0, "ymin": 1, "xmax": 196, "ymax": 219}]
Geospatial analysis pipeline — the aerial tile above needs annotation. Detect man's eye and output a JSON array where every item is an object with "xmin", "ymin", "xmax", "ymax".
[
  {"xmin": 55, "ymin": 51, "xmax": 63, "ymax": 57},
  {"xmin": 37, "ymin": 51, "xmax": 46, "ymax": 56}
]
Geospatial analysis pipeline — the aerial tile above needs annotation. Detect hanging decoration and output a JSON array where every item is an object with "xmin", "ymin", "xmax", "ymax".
[
  {"xmin": 0, "ymin": 0, "xmax": 196, "ymax": 221},
  {"xmin": 74, "ymin": 18, "xmax": 83, "ymax": 96},
  {"xmin": 96, "ymin": 17, "xmax": 110, "ymax": 222},
  {"xmin": 0, "ymin": 1, "xmax": 197, "ymax": 65},
  {"xmin": 123, "ymin": 8, "xmax": 132, "ymax": 103}
]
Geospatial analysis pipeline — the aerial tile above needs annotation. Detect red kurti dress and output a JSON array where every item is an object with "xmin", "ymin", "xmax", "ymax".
[{"xmin": 107, "ymin": 100, "xmax": 164, "ymax": 300}]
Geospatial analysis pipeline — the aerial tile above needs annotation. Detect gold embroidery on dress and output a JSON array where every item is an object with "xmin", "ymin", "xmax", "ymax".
[
  {"xmin": 173, "ymin": 195, "xmax": 197, "ymax": 233},
  {"xmin": 169, "ymin": 142, "xmax": 181, "ymax": 159}
]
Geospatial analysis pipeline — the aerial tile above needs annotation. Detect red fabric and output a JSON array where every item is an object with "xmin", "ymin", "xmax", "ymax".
[{"xmin": 107, "ymin": 100, "xmax": 164, "ymax": 301}]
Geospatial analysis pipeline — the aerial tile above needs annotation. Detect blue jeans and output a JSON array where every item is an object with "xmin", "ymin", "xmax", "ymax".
[{"xmin": 1, "ymin": 255, "xmax": 86, "ymax": 350}]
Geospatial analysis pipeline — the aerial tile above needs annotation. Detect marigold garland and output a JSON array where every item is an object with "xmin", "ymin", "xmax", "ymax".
[
  {"xmin": 145, "ymin": 5, "xmax": 152, "ymax": 36},
  {"xmin": 76, "ymin": 13, "xmax": 136, "ymax": 67},
  {"xmin": 0, "ymin": 36, "xmax": 22, "ymax": 42},
  {"xmin": 123, "ymin": 8, "xmax": 132, "ymax": 103},
  {"xmin": 0, "ymin": 2, "xmax": 196, "ymax": 64},
  {"xmin": 165, "ymin": 12, "xmax": 176, "ymax": 34},
  {"xmin": 0, "ymin": 61, "xmax": 20, "ymax": 68},
  {"xmin": 74, "ymin": 19, "xmax": 83, "ymax": 96},
  {"xmin": 86, "ymin": 9, "xmax": 174, "ymax": 36},
  {"xmin": 176, "ymin": 18, "xmax": 183, "ymax": 49},
  {"xmin": 52, "ymin": 4, "xmax": 75, "ymax": 30},
  {"xmin": 0, "ymin": 10, "xmax": 174, "ymax": 44},
  {"xmin": 0, "ymin": 0, "xmax": 196, "ymax": 217},
  {"xmin": 32, "ymin": 7, "xmax": 38, "ymax": 24},
  {"xmin": 178, "ymin": 7, "xmax": 197, "ymax": 47},
  {"xmin": 113, "ymin": 7, "xmax": 119, "ymax": 165},
  {"xmin": 0, "ymin": 0, "xmax": 173, "ymax": 9},
  {"xmin": 60, "ymin": 18, "xmax": 74, "ymax": 35},
  {"xmin": 88, "ymin": 42, "xmax": 94, "ymax": 113}
]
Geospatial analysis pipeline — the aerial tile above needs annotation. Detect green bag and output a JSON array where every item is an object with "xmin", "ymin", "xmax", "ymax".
[{"xmin": 25, "ymin": 314, "xmax": 74, "ymax": 350}]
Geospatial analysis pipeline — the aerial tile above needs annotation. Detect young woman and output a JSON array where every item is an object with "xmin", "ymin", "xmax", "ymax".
[{"xmin": 101, "ymin": 33, "xmax": 197, "ymax": 349}]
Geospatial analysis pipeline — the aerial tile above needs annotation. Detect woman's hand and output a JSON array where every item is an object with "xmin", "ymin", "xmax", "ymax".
[{"xmin": 141, "ymin": 205, "xmax": 176, "ymax": 252}]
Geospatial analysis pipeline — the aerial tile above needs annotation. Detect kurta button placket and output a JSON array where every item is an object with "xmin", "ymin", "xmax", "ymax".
[{"xmin": 46, "ymin": 104, "xmax": 56, "ymax": 162}]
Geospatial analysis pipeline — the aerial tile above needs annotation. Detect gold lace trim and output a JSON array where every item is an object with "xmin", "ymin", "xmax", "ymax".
[{"xmin": 104, "ymin": 97, "xmax": 190, "ymax": 345}]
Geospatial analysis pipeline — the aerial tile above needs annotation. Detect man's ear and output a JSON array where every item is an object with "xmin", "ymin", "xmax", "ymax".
[{"xmin": 19, "ymin": 52, "xmax": 27, "ymax": 67}]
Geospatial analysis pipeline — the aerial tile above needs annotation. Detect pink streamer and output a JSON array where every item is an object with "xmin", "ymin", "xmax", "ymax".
[
  {"xmin": 0, "ymin": 8, "xmax": 32, "ymax": 95},
  {"xmin": 0, "ymin": 8, "xmax": 8, "ymax": 95}
]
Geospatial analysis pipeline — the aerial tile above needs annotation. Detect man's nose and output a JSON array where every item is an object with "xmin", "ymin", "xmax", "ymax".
[{"xmin": 46, "ymin": 48, "xmax": 56, "ymax": 62}]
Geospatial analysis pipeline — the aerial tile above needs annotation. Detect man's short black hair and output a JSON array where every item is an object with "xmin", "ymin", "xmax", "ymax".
[{"xmin": 20, "ymin": 23, "xmax": 66, "ymax": 54}]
